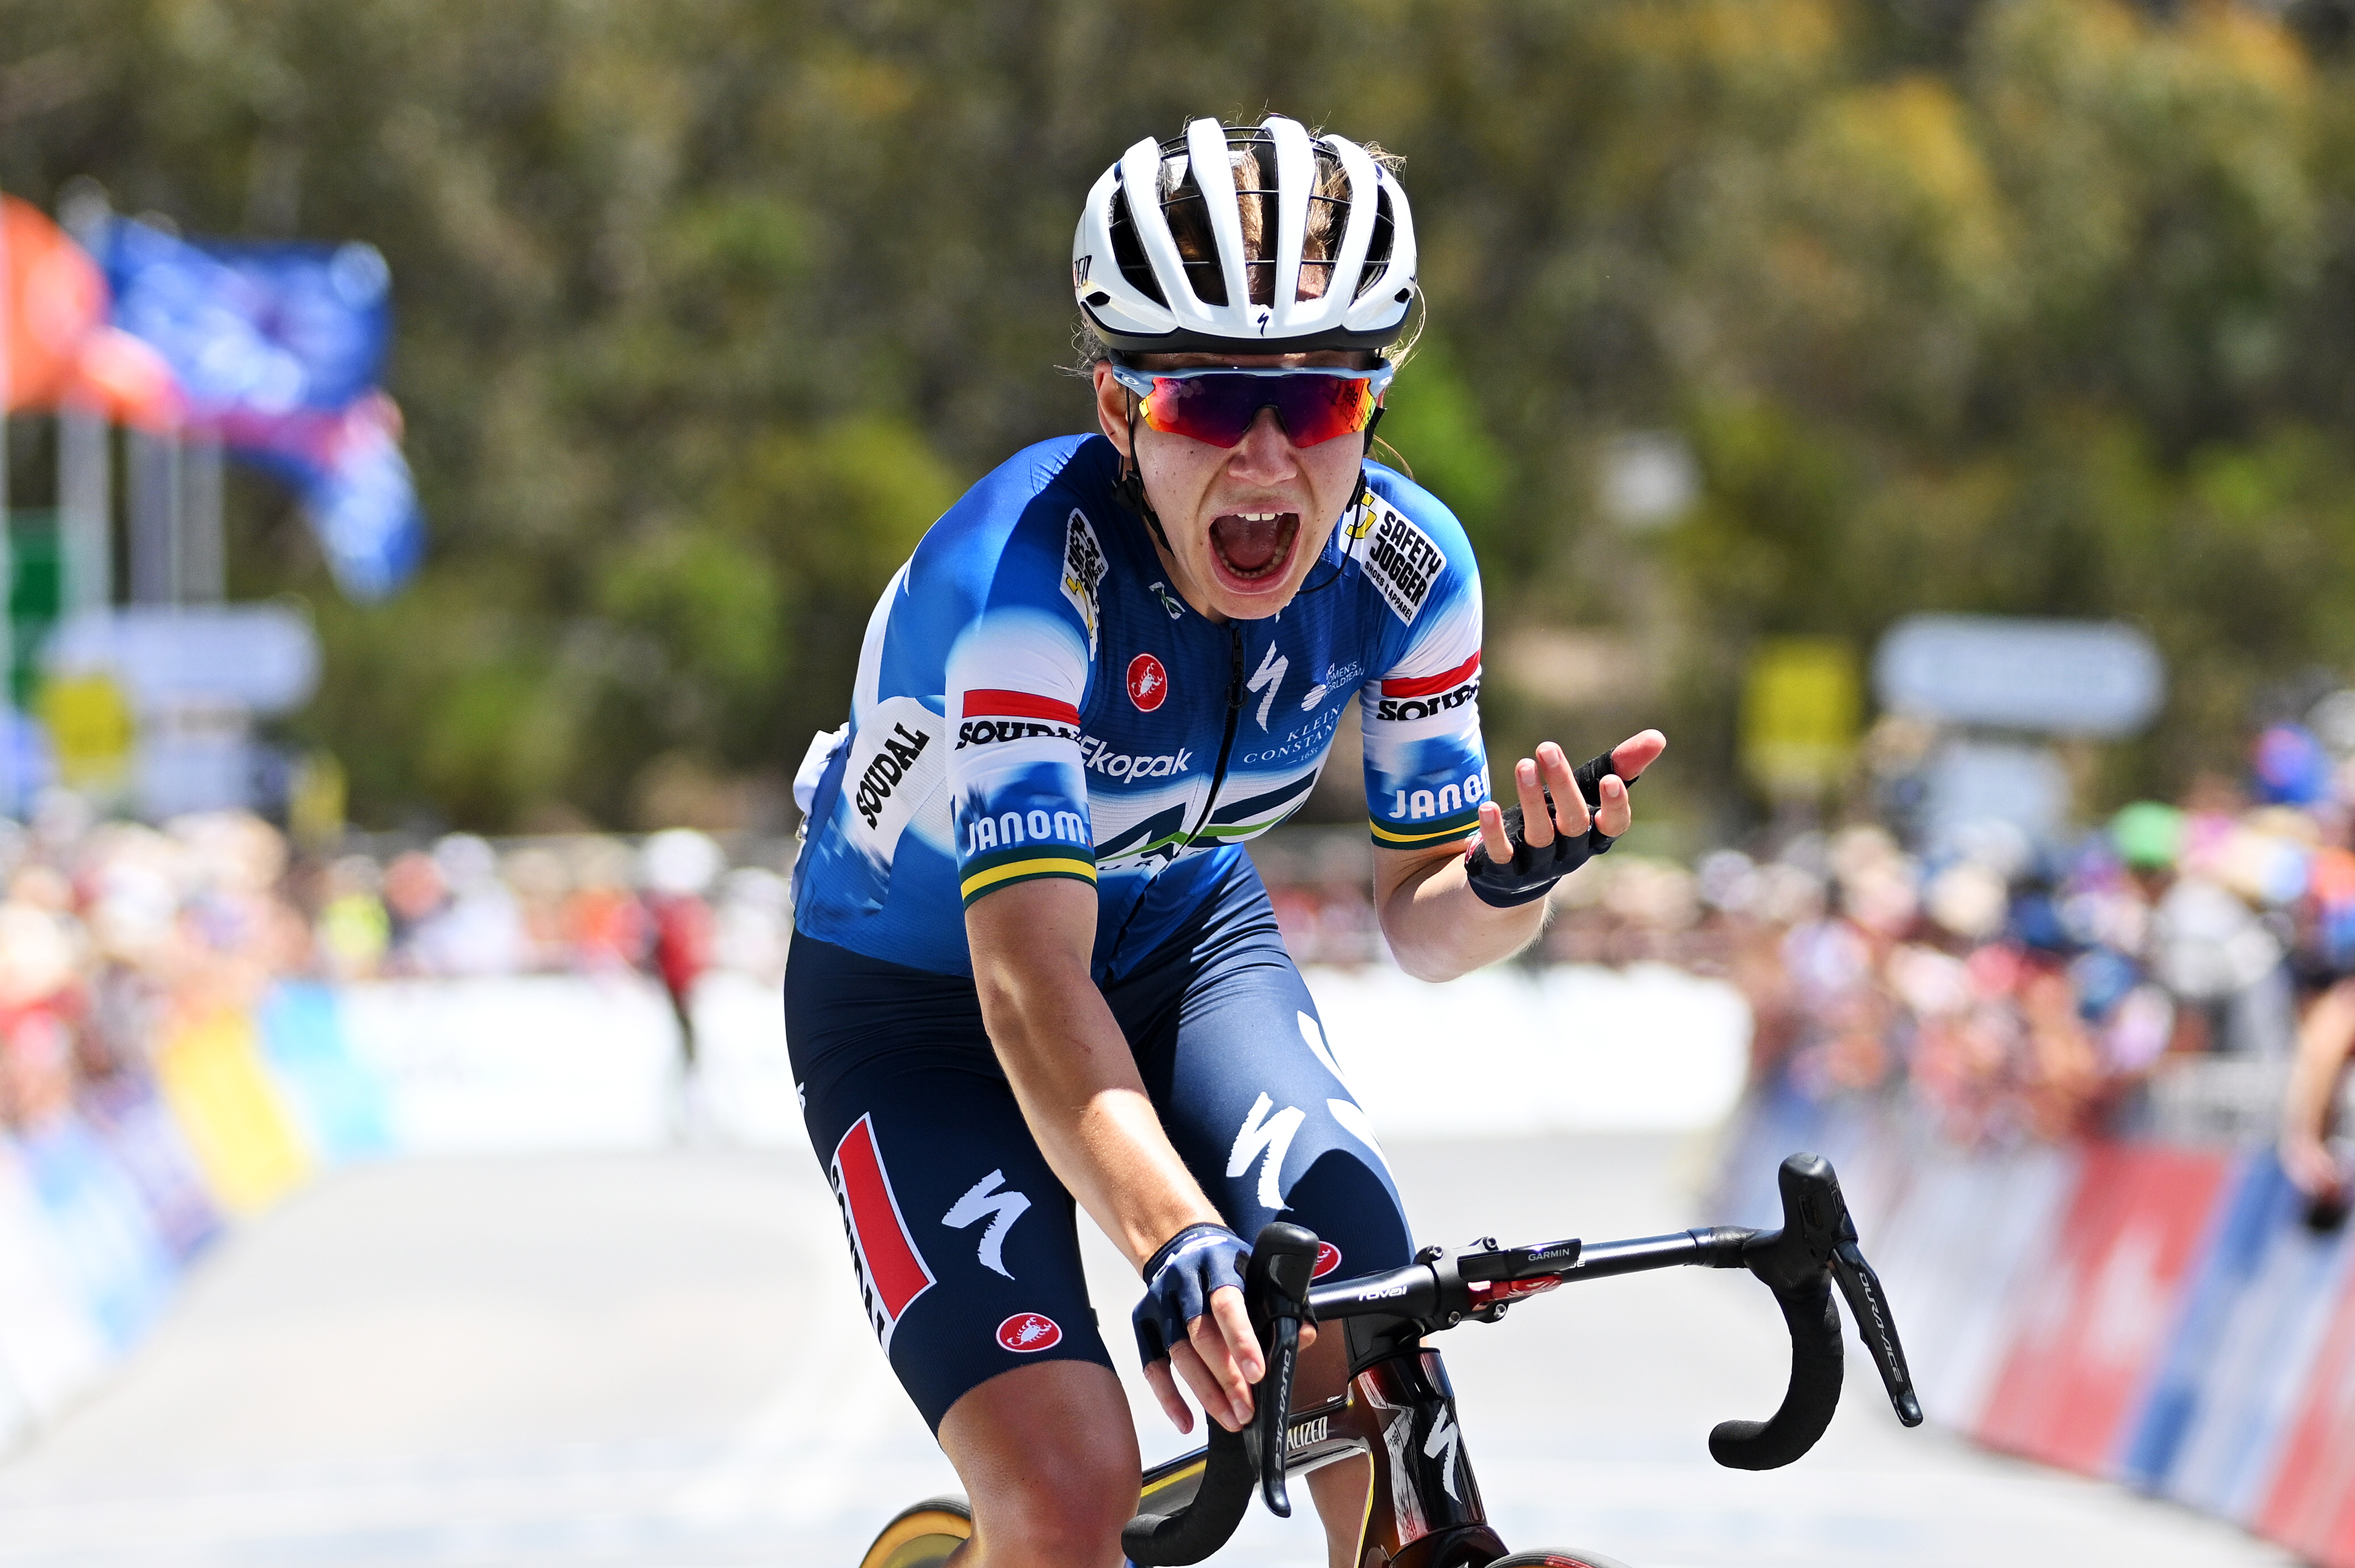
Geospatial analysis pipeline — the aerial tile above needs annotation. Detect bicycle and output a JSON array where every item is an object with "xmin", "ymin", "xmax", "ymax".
[{"xmin": 857, "ymin": 1151, "xmax": 1922, "ymax": 1567}]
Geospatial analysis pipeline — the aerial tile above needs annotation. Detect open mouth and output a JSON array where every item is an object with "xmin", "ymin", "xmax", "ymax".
[{"xmin": 1209, "ymin": 511, "xmax": 1300, "ymax": 587}]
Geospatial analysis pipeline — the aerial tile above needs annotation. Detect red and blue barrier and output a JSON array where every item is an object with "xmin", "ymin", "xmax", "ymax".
[
  {"xmin": 2259, "ymin": 1265, "xmax": 2355, "ymax": 1562},
  {"xmin": 1717, "ymin": 1091, "xmax": 2355, "ymax": 1566},
  {"xmin": 2120, "ymin": 1150, "xmax": 2353, "ymax": 1519},
  {"xmin": 1976, "ymin": 1141, "xmax": 2231, "ymax": 1474}
]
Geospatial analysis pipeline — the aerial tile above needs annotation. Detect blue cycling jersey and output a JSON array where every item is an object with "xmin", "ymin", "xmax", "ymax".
[{"xmin": 791, "ymin": 433, "xmax": 1490, "ymax": 980}]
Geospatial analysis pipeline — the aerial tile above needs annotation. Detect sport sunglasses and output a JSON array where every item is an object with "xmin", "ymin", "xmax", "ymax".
[{"xmin": 1108, "ymin": 362, "xmax": 1395, "ymax": 448}]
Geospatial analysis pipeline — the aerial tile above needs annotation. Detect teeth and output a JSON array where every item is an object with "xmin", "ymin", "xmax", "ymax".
[{"xmin": 1236, "ymin": 511, "xmax": 1283, "ymax": 521}]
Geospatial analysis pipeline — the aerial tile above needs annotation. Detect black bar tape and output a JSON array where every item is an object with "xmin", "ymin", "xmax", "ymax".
[
  {"xmin": 1123, "ymin": 1420, "xmax": 1253, "ymax": 1565},
  {"xmin": 1708, "ymin": 1271, "xmax": 1845, "ymax": 1470}
]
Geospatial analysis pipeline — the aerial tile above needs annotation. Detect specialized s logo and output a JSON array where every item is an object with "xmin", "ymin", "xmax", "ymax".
[
  {"xmin": 829, "ymin": 1115, "xmax": 936, "ymax": 1353},
  {"xmin": 1374, "ymin": 653, "xmax": 1482, "ymax": 723},
  {"xmin": 1060, "ymin": 509, "xmax": 1107, "ymax": 655},
  {"xmin": 1246, "ymin": 641, "xmax": 1289, "ymax": 731},
  {"xmin": 1229, "ymin": 1092, "xmax": 1305, "ymax": 1210},
  {"xmin": 1349, "ymin": 496, "xmax": 1444, "ymax": 625},
  {"xmin": 852, "ymin": 723, "xmax": 932, "ymax": 828},
  {"xmin": 942, "ymin": 1168, "xmax": 1032, "ymax": 1280},
  {"xmin": 1425, "ymin": 1409, "xmax": 1464, "ymax": 1500}
]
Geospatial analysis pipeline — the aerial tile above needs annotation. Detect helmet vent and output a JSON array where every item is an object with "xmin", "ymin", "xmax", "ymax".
[
  {"xmin": 1107, "ymin": 178, "xmax": 1165, "ymax": 309},
  {"xmin": 1157, "ymin": 151, "xmax": 1231, "ymax": 307},
  {"xmin": 1298, "ymin": 150, "xmax": 1342, "ymax": 305},
  {"xmin": 1358, "ymin": 182, "xmax": 1396, "ymax": 301}
]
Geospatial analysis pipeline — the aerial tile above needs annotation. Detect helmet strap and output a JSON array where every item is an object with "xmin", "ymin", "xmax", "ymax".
[
  {"xmin": 1297, "ymin": 409, "xmax": 1391, "ymax": 601},
  {"xmin": 1115, "ymin": 395, "xmax": 1175, "ymax": 553},
  {"xmin": 1347, "ymin": 404, "xmax": 1386, "ymax": 515}
]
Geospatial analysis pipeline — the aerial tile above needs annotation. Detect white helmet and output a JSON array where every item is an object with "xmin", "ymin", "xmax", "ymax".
[{"xmin": 1073, "ymin": 115, "xmax": 1418, "ymax": 356}]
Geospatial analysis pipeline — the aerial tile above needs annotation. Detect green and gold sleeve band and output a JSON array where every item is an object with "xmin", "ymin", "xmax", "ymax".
[
  {"xmin": 959, "ymin": 849, "xmax": 1098, "ymax": 907},
  {"xmin": 1368, "ymin": 809, "xmax": 1481, "ymax": 850}
]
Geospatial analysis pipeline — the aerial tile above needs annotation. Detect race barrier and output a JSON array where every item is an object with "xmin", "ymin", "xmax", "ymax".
[
  {"xmin": 0, "ymin": 973, "xmax": 689, "ymax": 1450},
  {"xmin": 1716, "ymin": 1087, "xmax": 2355, "ymax": 1567},
  {"xmin": 21, "ymin": 957, "xmax": 2352, "ymax": 1562},
  {"xmin": 0, "ymin": 961, "xmax": 1752, "ymax": 1453}
]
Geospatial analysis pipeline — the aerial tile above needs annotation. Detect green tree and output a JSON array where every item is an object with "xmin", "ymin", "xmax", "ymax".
[{"xmin": 6, "ymin": 0, "xmax": 2355, "ymax": 831}]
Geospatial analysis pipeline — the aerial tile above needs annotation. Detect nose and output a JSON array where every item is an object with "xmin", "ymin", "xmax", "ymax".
[{"xmin": 1226, "ymin": 405, "xmax": 1300, "ymax": 479}]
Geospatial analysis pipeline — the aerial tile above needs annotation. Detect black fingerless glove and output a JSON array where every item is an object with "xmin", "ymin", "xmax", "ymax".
[{"xmin": 1464, "ymin": 750, "xmax": 1632, "ymax": 909}]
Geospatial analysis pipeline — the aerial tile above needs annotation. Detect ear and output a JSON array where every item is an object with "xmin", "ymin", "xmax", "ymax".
[{"xmin": 1093, "ymin": 362, "xmax": 1132, "ymax": 460}]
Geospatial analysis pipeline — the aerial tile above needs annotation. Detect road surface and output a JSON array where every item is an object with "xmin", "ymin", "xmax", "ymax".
[{"xmin": 0, "ymin": 1136, "xmax": 2296, "ymax": 1567}]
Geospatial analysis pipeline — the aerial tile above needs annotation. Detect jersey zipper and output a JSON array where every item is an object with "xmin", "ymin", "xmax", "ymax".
[
  {"xmin": 1102, "ymin": 622, "xmax": 1245, "ymax": 978},
  {"xmin": 1179, "ymin": 625, "xmax": 1247, "ymax": 851}
]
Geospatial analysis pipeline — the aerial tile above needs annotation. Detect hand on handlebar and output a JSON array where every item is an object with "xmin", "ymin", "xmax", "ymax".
[
  {"xmin": 1134, "ymin": 1223, "xmax": 1316, "ymax": 1435},
  {"xmin": 1145, "ymin": 1289, "xmax": 1323, "ymax": 1435}
]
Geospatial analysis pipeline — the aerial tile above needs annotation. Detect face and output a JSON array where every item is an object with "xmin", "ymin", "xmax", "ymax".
[{"xmin": 1093, "ymin": 351, "xmax": 1377, "ymax": 623}]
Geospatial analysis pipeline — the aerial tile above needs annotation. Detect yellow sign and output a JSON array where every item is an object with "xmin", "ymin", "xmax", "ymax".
[
  {"xmin": 1741, "ymin": 638, "xmax": 1861, "ymax": 797},
  {"xmin": 288, "ymin": 752, "xmax": 348, "ymax": 848},
  {"xmin": 36, "ymin": 671, "xmax": 135, "ymax": 792}
]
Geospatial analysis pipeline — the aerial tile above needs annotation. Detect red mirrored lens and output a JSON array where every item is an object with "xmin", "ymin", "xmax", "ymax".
[{"xmin": 1138, "ymin": 374, "xmax": 1378, "ymax": 448}]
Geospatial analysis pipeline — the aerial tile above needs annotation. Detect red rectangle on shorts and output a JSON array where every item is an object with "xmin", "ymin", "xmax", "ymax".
[
  {"xmin": 1380, "ymin": 652, "xmax": 1480, "ymax": 698},
  {"xmin": 832, "ymin": 1115, "xmax": 935, "ymax": 1324},
  {"xmin": 963, "ymin": 689, "xmax": 1081, "ymax": 724}
]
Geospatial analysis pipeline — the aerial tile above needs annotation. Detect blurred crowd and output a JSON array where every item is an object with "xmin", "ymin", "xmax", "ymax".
[
  {"xmin": 1677, "ymin": 722, "xmax": 2355, "ymax": 1194},
  {"xmin": 1262, "ymin": 723, "xmax": 2355, "ymax": 1203},
  {"xmin": 0, "ymin": 800, "xmax": 793, "ymax": 1134},
  {"xmin": 12, "ymin": 718, "xmax": 2355, "ymax": 1193}
]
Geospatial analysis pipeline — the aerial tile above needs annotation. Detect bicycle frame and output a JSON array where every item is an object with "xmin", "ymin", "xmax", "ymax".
[{"xmin": 1136, "ymin": 1333, "xmax": 1503, "ymax": 1567}]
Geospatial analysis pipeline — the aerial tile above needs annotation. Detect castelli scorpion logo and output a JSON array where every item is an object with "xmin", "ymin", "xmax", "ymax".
[{"xmin": 996, "ymin": 1312, "xmax": 1063, "ymax": 1353}]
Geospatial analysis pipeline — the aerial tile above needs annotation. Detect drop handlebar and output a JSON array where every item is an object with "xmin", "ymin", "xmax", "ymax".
[{"xmin": 1121, "ymin": 1151, "xmax": 1923, "ymax": 1567}]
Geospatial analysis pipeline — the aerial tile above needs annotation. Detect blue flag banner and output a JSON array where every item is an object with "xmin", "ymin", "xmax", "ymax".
[
  {"xmin": 226, "ymin": 393, "xmax": 426, "ymax": 601},
  {"xmin": 101, "ymin": 221, "xmax": 390, "ymax": 413},
  {"xmin": 98, "ymin": 219, "xmax": 422, "ymax": 599}
]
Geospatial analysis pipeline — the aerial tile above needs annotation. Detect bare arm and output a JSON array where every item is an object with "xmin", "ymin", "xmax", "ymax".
[
  {"xmin": 967, "ymin": 877, "xmax": 1219, "ymax": 1265},
  {"xmin": 1375, "ymin": 729, "xmax": 1665, "ymax": 982},
  {"xmin": 965, "ymin": 875, "xmax": 1284, "ymax": 1430},
  {"xmin": 2283, "ymin": 976, "xmax": 2355, "ymax": 1200}
]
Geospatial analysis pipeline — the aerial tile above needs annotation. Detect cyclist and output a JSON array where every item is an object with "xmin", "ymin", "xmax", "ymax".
[{"xmin": 787, "ymin": 114, "xmax": 1665, "ymax": 1568}]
